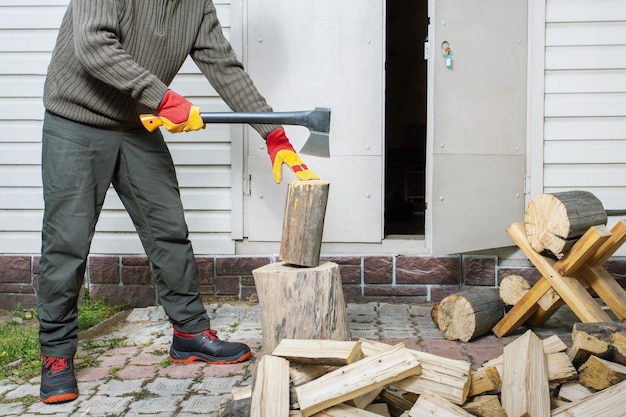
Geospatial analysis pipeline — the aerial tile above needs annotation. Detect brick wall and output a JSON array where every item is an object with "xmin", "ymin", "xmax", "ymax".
[{"xmin": 1, "ymin": 254, "xmax": 625, "ymax": 311}]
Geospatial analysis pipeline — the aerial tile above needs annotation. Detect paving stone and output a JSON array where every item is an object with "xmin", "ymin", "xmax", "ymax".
[
  {"xmin": 0, "ymin": 402, "xmax": 24, "ymax": 416},
  {"xmin": 349, "ymin": 314, "xmax": 378, "ymax": 323},
  {"xmin": 178, "ymin": 394, "xmax": 228, "ymax": 414},
  {"xmin": 145, "ymin": 377, "xmax": 194, "ymax": 396},
  {"xmin": 126, "ymin": 396, "xmax": 182, "ymax": 414},
  {"xmin": 27, "ymin": 398, "xmax": 78, "ymax": 415},
  {"xmin": 3, "ymin": 383, "xmax": 39, "ymax": 400},
  {"xmin": 191, "ymin": 376, "xmax": 242, "ymax": 394},
  {"xmin": 350, "ymin": 329, "xmax": 379, "ymax": 339},
  {"xmin": 72, "ymin": 395, "xmax": 132, "ymax": 416},
  {"xmin": 378, "ymin": 303, "xmax": 410, "ymax": 315},
  {"xmin": 347, "ymin": 303, "xmax": 378, "ymax": 315},
  {"xmin": 98, "ymin": 378, "xmax": 147, "ymax": 397},
  {"xmin": 380, "ymin": 330, "xmax": 418, "ymax": 338}
]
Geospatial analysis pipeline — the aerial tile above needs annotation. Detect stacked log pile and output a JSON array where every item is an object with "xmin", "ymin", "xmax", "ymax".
[{"xmin": 220, "ymin": 322, "xmax": 626, "ymax": 417}]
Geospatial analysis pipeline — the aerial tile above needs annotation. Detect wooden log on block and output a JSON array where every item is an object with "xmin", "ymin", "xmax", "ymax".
[
  {"xmin": 498, "ymin": 274, "xmax": 530, "ymax": 306},
  {"xmin": 408, "ymin": 392, "xmax": 474, "ymax": 417},
  {"xmin": 435, "ymin": 287, "xmax": 504, "ymax": 342},
  {"xmin": 523, "ymin": 190, "xmax": 607, "ymax": 255},
  {"xmin": 568, "ymin": 322, "xmax": 626, "ymax": 368},
  {"xmin": 462, "ymin": 395, "xmax": 507, "ymax": 417},
  {"xmin": 251, "ymin": 355, "xmax": 290, "ymax": 417},
  {"xmin": 501, "ymin": 330, "xmax": 550, "ymax": 417},
  {"xmin": 359, "ymin": 338, "xmax": 472, "ymax": 405},
  {"xmin": 272, "ymin": 339, "xmax": 363, "ymax": 367},
  {"xmin": 578, "ymin": 355, "xmax": 626, "ymax": 390},
  {"xmin": 294, "ymin": 343, "xmax": 422, "ymax": 417},
  {"xmin": 253, "ymin": 261, "xmax": 350, "ymax": 354},
  {"xmin": 280, "ymin": 180, "xmax": 330, "ymax": 267},
  {"xmin": 551, "ymin": 379, "xmax": 626, "ymax": 417}
]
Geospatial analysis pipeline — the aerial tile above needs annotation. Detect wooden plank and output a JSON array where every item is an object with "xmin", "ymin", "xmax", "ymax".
[
  {"xmin": 578, "ymin": 264, "xmax": 626, "ymax": 320},
  {"xmin": 501, "ymin": 330, "xmax": 550, "ymax": 417},
  {"xmin": 506, "ymin": 222, "xmax": 612, "ymax": 323},
  {"xmin": 251, "ymin": 355, "xmax": 290, "ymax": 417},
  {"xmin": 588, "ymin": 219, "xmax": 626, "ymax": 266},
  {"xmin": 295, "ymin": 343, "xmax": 421, "ymax": 417},
  {"xmin": 272, "ymin": 339, "xmax": 363, "ymax": 366}
]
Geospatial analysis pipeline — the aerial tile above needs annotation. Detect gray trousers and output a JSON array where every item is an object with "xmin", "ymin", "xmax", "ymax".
[{"xmin": 38, "ymin": 112, "xmax": 210, "ymax": 358}]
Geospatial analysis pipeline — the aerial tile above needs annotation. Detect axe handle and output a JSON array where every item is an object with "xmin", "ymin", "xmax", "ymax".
[{"xmin": 140, "ymin": 110, "xmax": 316, "ymax": 133}]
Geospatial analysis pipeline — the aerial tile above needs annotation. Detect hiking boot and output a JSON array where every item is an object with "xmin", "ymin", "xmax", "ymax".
[
  {"xmin": 40, "ymin": 356, "xmax": 79, "ymax": 404},
  {"xmin": 169, "ymin": 328, "xmax": 251, "ymax": 364}
]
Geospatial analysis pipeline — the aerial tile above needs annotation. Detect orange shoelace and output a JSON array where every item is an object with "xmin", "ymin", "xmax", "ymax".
[{"xmin": 43, "ymin": 356, "xmax": 68, "ymax": 372}]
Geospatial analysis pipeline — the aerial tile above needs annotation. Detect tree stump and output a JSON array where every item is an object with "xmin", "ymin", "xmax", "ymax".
[
  {"xmin": 280, "ymin": 180, "xmax": 330, "ymax": 267},
  {"xmin": 434, "ymin": 287, "xmax": 505, "ymax": 342},
  {"xmin": 252, "ymin": 261, "xmax": 350, "ymax": 354},
  {"xmin": 524, "ymin": 191, "xmax": 607, "ymax": 255}
]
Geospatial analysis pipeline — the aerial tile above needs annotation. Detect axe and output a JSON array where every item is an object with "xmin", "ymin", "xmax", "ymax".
[{"xmin": 140, "ymin": 107, "xmax": 331, "ymax": 158}]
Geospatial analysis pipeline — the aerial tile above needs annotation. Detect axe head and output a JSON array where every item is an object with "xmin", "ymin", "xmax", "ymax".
[{"xmin": 299, "ymin": 107, "xmax": 331, "ymax": 158}]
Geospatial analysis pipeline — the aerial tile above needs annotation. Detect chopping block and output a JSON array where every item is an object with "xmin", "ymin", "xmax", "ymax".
[{"xmin": 253, "ymin": 180, "xmax": 350, "ymax": 353}]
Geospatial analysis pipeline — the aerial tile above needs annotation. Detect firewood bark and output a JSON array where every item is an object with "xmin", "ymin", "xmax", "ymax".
[
  {"xmin": 578, "ymin": 355, "xmax": 626, "ymax": 390},
  {"xmin": 568, "ymin": 322, "xmax": 626, "ymax": 368},
  {"xmin": 498, "ymin": 274, "xmax": 531, "ymax": 306},
  {"xmin": 501, "ymin": 330, "xmax": 550, "ymax": 417},
  {"xmin": 523, "ymin": 191, "xmax": 607, "ymax": 255},
  {"xmin": 280, "ymin": 180, "xmax": 330, "ymax": 267},
  {"xmin": 253, "ymin": 261, "xmax": 350, "ymax": 354},
  {"xmin": 435, "ymin": 287, "xmax": 504, "ymax": 342}
]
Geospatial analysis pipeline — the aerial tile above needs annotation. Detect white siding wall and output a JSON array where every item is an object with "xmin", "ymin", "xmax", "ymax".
[
  {"xmin": 543, "ymin": 0, "xmax": 626, "ymax": 214},
  {"xmin": 0, "ymin": 0, "xmax": 237, "ymax": 255}
]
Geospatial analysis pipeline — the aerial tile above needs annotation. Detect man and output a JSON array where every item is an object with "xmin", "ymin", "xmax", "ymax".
[{"xmin": 38, "ymin": 0, "xmax": 318, "ymax": 404}]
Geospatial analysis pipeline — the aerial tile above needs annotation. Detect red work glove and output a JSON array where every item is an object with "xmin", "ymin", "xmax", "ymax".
[
  {"xmin": 266, "ymin": 128, "xmax": 319, "ymax": 183},
  {"xmin": 157, "ymin": 90, "xmax": 205, "ymax": 133}
]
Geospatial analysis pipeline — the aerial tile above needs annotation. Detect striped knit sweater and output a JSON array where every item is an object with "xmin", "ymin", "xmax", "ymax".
[{"xmin": 44, "ymin": 0, "xmax": 278, "ymax": 137}]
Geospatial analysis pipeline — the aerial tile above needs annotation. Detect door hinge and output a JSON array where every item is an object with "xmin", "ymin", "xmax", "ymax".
[
  {"xmin": 524, "ymin": 174, "xmax": 531, "ymax": 195},
  {"xmin": 243, "ymin": 175, "xmax": 252, "ymax": 196}
]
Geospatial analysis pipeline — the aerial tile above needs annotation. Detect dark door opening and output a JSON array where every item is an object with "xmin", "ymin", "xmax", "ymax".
[{"xmin": 384, "ymin": 0, "xmax": 428, "ymax": 236}]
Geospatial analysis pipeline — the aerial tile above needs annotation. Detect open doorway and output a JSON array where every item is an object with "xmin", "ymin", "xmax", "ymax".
[{"xmin": 384, "ymin": 0, "xmax": 429, "ymax": 236}]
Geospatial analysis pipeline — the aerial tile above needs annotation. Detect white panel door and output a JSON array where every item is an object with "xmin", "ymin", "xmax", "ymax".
[
  {"xmin": 243, "ymin": 0, "xmax": 384, "ymax": 242},
  {"xmin": 428, "ymin": 0, "xmax": 528, "ymax": 254}
]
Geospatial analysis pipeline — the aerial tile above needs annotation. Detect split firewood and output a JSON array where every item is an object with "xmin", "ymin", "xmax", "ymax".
[
  {"xmin": 578, "ymin": 355, "xmax": 626, "ymax": 390},
  {"xmin": 365, "ymin": 403, "xmax": 391, "ymax": 417},
  {"xmin": 462, "ymin": 395, "xmax": 507, "ymax": 417},
  {"xmin": 469, "ymin": 366, "xmax": 500, "ymax": 396},
  {"xmin": 251, "ymin": 355, "xmax": 290, "ymax": 417},
  {"xmin": 230, "ymin": 384, "xmax": 252, "ymax": 401},
  {"xmin": 568, "ymin": 322, "xmax": 626, "ymax": 368},
  {"xmin": 312, "ymin": 403, "xmax": 385, "ymax": 416},
  {"xmin": 551, "ymin": 379, "xmax": 626, "ymax": 417},
  {"xmin": 408, "ymin": 391, "xmax": 474, "ymax": 417},
  {"xmin": 344, "ymin": 386, "xmax": 383, "ymax": 410},
  {"xmin": 498, "ymin": 274, "xmax": 531, "ymax": 306},
  {"xmin": 359, "ymin": 338, "xmax": 472, "ymax": 405},
  {"xmin": 556, "ymin": 381, "xmax": 593, "ymax": 402},
  {"xmin": 295, "ymin": 343, "xmax": 421, "ymax": 417},
  {"xmin": 479, "ymin": 334, "xmax": 572, "ymax": 389},
  {"xmin": 273, "ymin": 339, "xmax": 364, "ymax": 366},
  {"xmin": 289, "ymin": 364, "xmax": 337, "ymax": 387},
  {"xmin": 434, "ymin": 287, "xmax": 504, "ymax": 342},
  {"xmin": 379, "ymin": 389, "xmax": 415, "ymax": 417},
  {"xmin": 523, "ymin": 190, "xmax": 607, "ymax": 255},
  {"xmin": 501, "ymin": 330, "xmax": 550, "ymax": 417}
]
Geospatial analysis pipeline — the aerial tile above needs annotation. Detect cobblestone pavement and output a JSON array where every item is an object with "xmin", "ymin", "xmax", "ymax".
[{"xmin": 0, "ymin": 302, "xmax": 578, "ymax": 416}]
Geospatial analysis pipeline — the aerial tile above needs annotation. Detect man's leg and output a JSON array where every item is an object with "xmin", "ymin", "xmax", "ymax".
[
  {"xmin": 112, "ymin": 128, "xmax": 250, "ymax": 364},
  {"xmin": 38, "ymin": 112, "xmax": 121, "ymax": 403}
]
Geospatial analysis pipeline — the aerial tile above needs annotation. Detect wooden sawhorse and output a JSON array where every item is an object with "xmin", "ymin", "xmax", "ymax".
[{"xmin": 492, "ymin": 220, "xmax": 626, "ymax": 337}]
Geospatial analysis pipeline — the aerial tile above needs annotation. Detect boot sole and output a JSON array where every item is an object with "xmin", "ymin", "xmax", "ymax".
[
  {"xmin": 40, "ymin": 391, "xmax": 78, "ymax": 404},
  {"xmin": 170, "ymin": 350, "xmax": 251, "ymax": 365}
]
